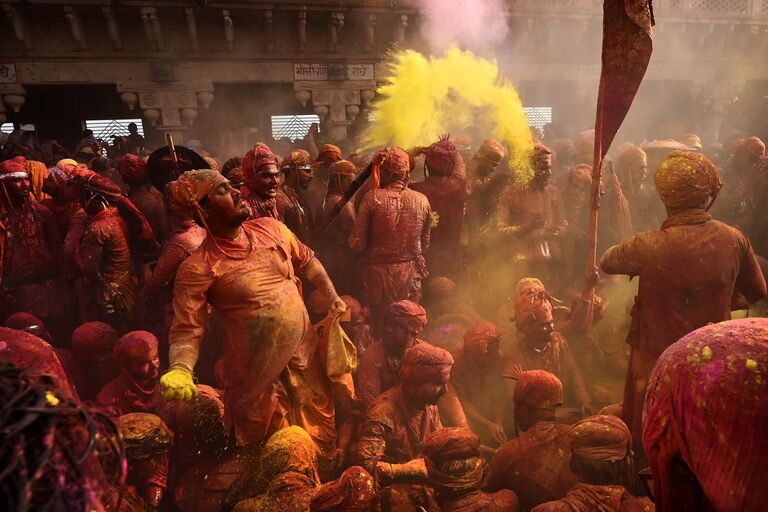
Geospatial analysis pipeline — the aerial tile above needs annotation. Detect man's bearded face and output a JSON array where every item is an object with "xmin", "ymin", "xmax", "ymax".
[
  {"xmin": 382, "ymin": 321, "xmax": 422, "ymax": 355},
  {"xmin": 5, "ymin": 176, "xmax": 30, "ymax": 201},
  {"xmin": 405, "ymin": 366, "xmax": 451, "ymax": 407},
  {"xmin": 125, "ymin": 345, "xmax": 160, "ymax": 384},
  {"xmin": 205, "ymin": 179, "xmax": 249, "ymax": 227},
  {"xmin": 296, "ymin": 166, "xmax": 314, "ymax": 190},
  {"xmin": 469, "ymin": 337, "xmax": 502, "ymax": 368},
  {"xmin": 567, "ymin": 182, "xmax": 590, "ymax": 211},
  {"xmin": 532, "ymin": 155, "xmax": 553, "ymax": 189},
  {"xmin": 249, "ymin": 164, "xmax": 281, "ymax": 199}
]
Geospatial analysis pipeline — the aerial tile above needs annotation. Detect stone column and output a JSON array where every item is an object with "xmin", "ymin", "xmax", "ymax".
[
  {"xmin": 116, "ymin": 82, "xmax": 214, "ymax": 142},
  {"xmin": 294, "ymin": 80, "xmax": 376, "ymax": 141}
]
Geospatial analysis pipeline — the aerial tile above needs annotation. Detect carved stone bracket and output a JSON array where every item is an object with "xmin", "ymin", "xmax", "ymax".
[
  {"xmin": 2, "ymin": 4, "xmax": 30, "ymax": 50},
  {"xmin": 64, "ymin": 6, "xmax": 87, "ymax": 51},
  {"xmin": 295, "ymin": 80, "xmax": 375, "ymax": 141},
  {"xmin": 117, "ymin": 82, "xmax": 214, "ymax": 135},
  {"xmin": 102, "ymin": 7, "xmax": 122, "ymax": 51}
]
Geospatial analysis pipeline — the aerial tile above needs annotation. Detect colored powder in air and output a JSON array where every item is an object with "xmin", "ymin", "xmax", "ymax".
[{"xmin": 362, "ymin": 47, "xmax": 535, "ymax": 184}]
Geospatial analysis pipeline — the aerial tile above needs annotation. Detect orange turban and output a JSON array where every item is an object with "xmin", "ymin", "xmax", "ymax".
[
  {"xmin": 167, "ymin": 169, "xmax": 227, "ymax": 219},
  {"xmin": 570, "ymin": 415, "xmax": 632, "ymax": 462},
  {"xmin": 118, "ymin": 154, "xmax": 149, "ymax": 186},
  {"xmin": 514, "ymin": 278, "xmax": 554, "ymax": 326},
  {"xmin": 654, "ymin": 150, "xmax": 722, "ymax": 209},
  {"xmin": 370, "ymin": 147, "xmax": 411, "ymax": 194},
  {"xmin": 329, "ymin": 160, "xmax": 357, "ymax": 176},
  {"xmin": 511, "ymin": 369, "xmax": 563, "ymax": 409},
  {"xmin": 568, "ymin": 164, "xmax": 592, "ymax": 186},
  {"xmin": 317, "ymin": 144, "xmax": 343, "ymax": 165},
  {"xmin": 463, "ymin": 321, "xmax": 502, "ymax": 350},
  {"xmin": 474, "ymin": 138, "xmax": 506, "ymax": 167},
  {"xmin": 282, "ymin": 149, "xmax": 312, "ymax": 171},
  {"xmin": 385, "ymin": 300, "xmax": 427, "ymax": 332},
  {"xmin": 617, "ymin": 145, "xmax": 647, "ymax": 170},
  {"xmin": 401, "ymin": 343, "xmax": 454, "ymax": 385}
]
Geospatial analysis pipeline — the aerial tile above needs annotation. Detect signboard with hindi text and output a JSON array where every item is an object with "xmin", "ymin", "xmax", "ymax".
[{"xmin": 294, "ymin": 63, "xmax": 375, "ymax": 81}]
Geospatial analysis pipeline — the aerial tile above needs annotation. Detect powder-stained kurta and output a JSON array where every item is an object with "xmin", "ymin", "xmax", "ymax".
[
  {"xmin": 600, "ymin": 210, "xmax": 766, "ymax": 448},
  {"xmin": 170, "ymin": 217, "xmax": 314, "ymax": 446},
  {"xmin": 357, "ymin": 386, "xmax": 442, "ymax": 475},
  {"xmin": 484, "ymin": 422, "xmax": 578, "ymax": 512},
  {"xmin": 349, "ymin": 184, "xmax": 431, "ymax": 306}
]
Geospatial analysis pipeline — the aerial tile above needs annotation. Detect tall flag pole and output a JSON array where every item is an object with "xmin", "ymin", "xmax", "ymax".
[{"xmin": 584, "ymin": 1, "xmax": 654, "ymax": 333}]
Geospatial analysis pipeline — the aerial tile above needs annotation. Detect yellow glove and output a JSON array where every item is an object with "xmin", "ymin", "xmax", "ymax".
[{"xmin": 160, "ymin": 367, "xmax": 198, "ymax": 401}]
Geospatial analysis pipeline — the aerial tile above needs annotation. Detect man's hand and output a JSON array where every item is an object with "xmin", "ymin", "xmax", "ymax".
[
  {"xmin": 329, "ymin": 293, "xmax": 347, "ymax": 315},
  {"xmin": 487, "ymin": 421, "xmax": 507, "ymax": 445},
  {"xmin": 160, "ymin": 367, "xmax": 197, "ymax": 401}
]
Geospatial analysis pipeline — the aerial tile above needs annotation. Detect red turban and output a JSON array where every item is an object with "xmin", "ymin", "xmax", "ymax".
[
  {"xmin": 423, "ymin": 427, "xmax": 480, "ymax": 464},
  {"xmin": 71, "ymin": 321, "xmax": 118, "ymax": 360},
  {"xmin": 735, "ymin": 136, "xmax": 765, "ymax": 161},
  {"xmin": 423, "ymin": 427, "xmax": 484, "ymax": 494},
  {"xmin": 474, "ymin": 139, "xmax": 506, "ymax": 167},
  {"xmin": 310, "ymin": 466, "xmax": 376, "ymax": 512},
  {"xmin": 5, "ymin": 312, "xmax": 44, "ymax": 331},
  {"xmin": 118, "ymin": 412, "xmax": 174, "ymax": 459},
  {"xmin": 113, "ymin": 331, "xmax": 158, "ymax": 368},
  {"xmin": 370, "ymin": 147, "xmax": 411, "ymax": 195},
  {"xmin": 654, "ymin": 150, "xmax": 722, "ymax": 209},
  {"xmin": 511, "ymin": 369, "xmax": 563, "ymax": 409},
  {"xmin": 0, "ymin": 156, "xmax": 29, "ymax": 179},
  {"xmin": 427, "ymin": 276, "xmax": 456, "ymax": 298},
  {"xmin": 568, "ymin": 164, "xmax": 592, "ymax": 186},
  {"xmin": 514, "ymin": 278, "xmax": 554, "ymax": 326},
  {"xmin": 118, "ymin": 154, "xmax": 149, "ymax": 186},
  {"xmin": 242, "ymin": 144, "xmax": 278, "ymax": 182},
  {"xmin": 75, "ymin": 170, "xmax": 157, "ymax": 252},
  {"xmin": 401, "ymin": 343, "xmax": 453, "ymax": 385},
  {"xmin": 329, "ymin": 160, "xmax": 357, "ymax": 176},
  {"xmin": 463, "ymin": 321, "xmax": 501, "ymax": 350},
  {"xmin": 339, "ymin": 295, "xmax": 364, "ymax": 319},
  {"xmin": 316, "ymin": 144, "xmax": 343, "ymax": 165},
  {"xmin": 385, "ymin": 300, "xmax": 427, "ymax": 332},
  {"xmin": 424, "ymin": 139, "xmax": 457, "ymax": 177},
  {"xmin": 570, "ymin": 415, "xmax": 632, "ymax": 462},
  {"xmin": 617, "ymin": 145, "xmax": 647, "ymax": 170}
]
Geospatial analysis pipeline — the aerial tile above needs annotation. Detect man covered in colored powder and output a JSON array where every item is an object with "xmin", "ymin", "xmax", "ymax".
[
  {"xmin": 315, "ymin": 159, "xmax": 358, "ymax": 295},
  {"xmin": 0, "ymin": 156, "xmax": 69, "ymax": 340},
  {"xmin": 160, "ymin": 169, "xmax": 345, "ymax": 448},
  {"xmin": 424, "ymin": 427, "xmax": 519, "ymax": 512},
  {"xmin": 465, "ymin": 138, "xmax": 507, "ymax": 236},
  {"xmin": 278, "ymin": 149, "xmax": 315, "ymax": 242},
  {"xmin": 411, "ymin": 137, "xmax": 467, "ymax": 278},
  {"xmin": 503, "ymin": 278, "xmax": 592, "ymax": 416},
  {"xmin": 356, "ymin": 343, "xmax": 453, "ymax": 489},
  {"xmin": 450, "ymin": 321, "xmax": 508, "ymax": 448},
  {"xmin": 119, "ymin": 153, "xmax": 170, "ymax": 244},
  {"xmin": 356, "ymin": 299, "xmax": 428, "ymax": 407},
  {"xmin": 97, "ymin": 330, "xmax": 162, "ymax": 416},
  {"xmin": 643, "ymin": 319, "xmax": 768, "ymax": 512},
  {"xmin": 496, "ymin": 142, "xmax": 568, "ymax": 292},
  {"xmin": 600, "ymin": 150, "xmax": 766, "ymax": 454},
  {"xmin": 240, "ymin": 143, "xmax": 282, "ymax": 220},
  {"xmin": 533, "ymin": 415, "xmax": 652, "ymax": 512},
  {"xmin": 484, "ymin": 370, "xmax": 579, "ymax": 511},
  {"xmin": 349, "ymin": 147, "xmax": 432, "ymax": 325},
  {"xmin": 616, "ymin": 145, "xmax": 660, "ymax": 234},
  {"xmin": 76, "ymin": 170, "xmax": 156, "ymax": 333}
]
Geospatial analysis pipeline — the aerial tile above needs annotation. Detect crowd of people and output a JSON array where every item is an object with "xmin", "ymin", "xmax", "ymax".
[{"xmin": 1, "ymin": 120, "xmax": 768, "ymax": 512}]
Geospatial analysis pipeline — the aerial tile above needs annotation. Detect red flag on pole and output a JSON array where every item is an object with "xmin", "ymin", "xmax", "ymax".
[{"xmin": 582, "ymin": 1, "xmax": 654, "ymax": 332}]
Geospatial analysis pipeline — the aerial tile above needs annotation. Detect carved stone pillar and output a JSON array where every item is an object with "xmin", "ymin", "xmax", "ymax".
[
  {"xmin": 294, "ymin": 80, "xmax": 375, "ymax": 141},
  {"xmin": 117, "ymin": 82, "xmax": 214, "ymax": 140},
  {"xmin": 1, "ymin": 84, "xmax": 26, "ymax": 115}
]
